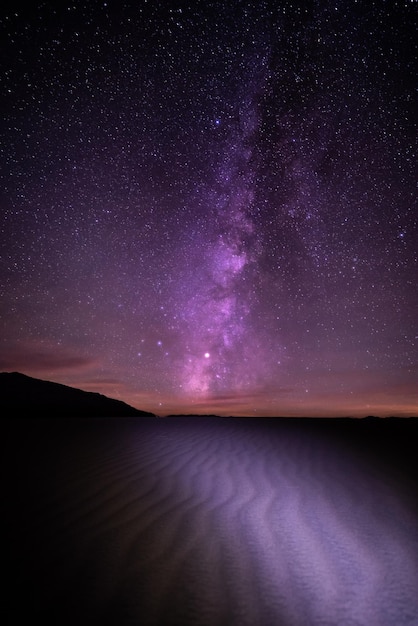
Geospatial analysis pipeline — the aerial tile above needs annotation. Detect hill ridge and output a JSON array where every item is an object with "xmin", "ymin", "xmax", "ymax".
[{"xmin": 0, "ymin": 371, "xmax": 155, "ymax": 417}]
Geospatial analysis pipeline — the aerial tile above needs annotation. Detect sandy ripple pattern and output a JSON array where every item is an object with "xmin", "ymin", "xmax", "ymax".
[{"xmin": 8, "ymin": 418, "xmax": 418, "ymax": 625}]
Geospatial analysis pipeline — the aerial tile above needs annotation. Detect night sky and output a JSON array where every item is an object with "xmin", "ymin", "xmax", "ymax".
[{"xmin": 1, "ymin": 1, "xmax": 417, "ymax": 417}]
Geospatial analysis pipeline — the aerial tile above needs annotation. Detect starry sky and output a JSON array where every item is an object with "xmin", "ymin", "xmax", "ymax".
[{"xmin": 1, "ymin": 1, "xmax": 417, "ymax": 417}]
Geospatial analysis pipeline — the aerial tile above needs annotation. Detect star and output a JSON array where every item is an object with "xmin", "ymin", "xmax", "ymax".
[{"xmin": 0, "ymin": 0, "xmax": 415, "ymax": 417}]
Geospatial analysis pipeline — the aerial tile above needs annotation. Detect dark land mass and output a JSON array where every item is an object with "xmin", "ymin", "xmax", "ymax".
[
  {"xmin": 5, "ymin": 409, "xmax": 418, "ymax": 625},
  {"xmin": 6, "ymin": 414, "xmax": 418, "ymax": 626},
  {"xmin": 165, "ymin": 413, "xmax": 418, "ymax": 481},
  {"xmin": 0, "ymin": 371, "xmax": 155, "ymax": 417},
  {"xmin": 4, "ymin": 374, "xmax": 418, "ymax": 624}
]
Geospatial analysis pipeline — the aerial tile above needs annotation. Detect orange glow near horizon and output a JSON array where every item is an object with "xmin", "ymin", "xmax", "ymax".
[{"xmin": 6, "ymin": 362, "xmax": 416, "ymax": 418}]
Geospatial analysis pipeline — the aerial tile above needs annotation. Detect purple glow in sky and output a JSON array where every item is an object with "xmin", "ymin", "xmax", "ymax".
[{"xmin": 0, "ymin": 1, "xmax": 417, "ymax": 416}]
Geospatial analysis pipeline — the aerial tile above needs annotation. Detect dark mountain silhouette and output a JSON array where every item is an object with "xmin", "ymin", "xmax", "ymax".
[{"xmin": 0, "ymin": 372, "xmax": 155, "ymax": 417}]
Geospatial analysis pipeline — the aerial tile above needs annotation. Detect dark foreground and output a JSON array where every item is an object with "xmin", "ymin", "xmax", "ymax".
[{"xmin": 6, "ymin": 417, "xmax": 418, "ymax": 626}]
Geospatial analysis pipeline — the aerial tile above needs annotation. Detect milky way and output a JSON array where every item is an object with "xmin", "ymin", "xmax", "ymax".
[
  {"xmin": 178, "ymin": 63, "xmax": 268, "ymax": 398},
  {"xmin": 0, "ymin": 1, "xmax": 417, "ymax": 415}
]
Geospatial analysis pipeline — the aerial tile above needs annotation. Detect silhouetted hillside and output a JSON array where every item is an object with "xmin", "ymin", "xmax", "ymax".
[{"xmin": 0, "ymin": 372, "xmax": 155, "ymax": 417}]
